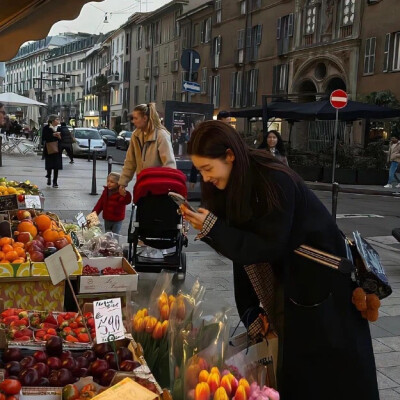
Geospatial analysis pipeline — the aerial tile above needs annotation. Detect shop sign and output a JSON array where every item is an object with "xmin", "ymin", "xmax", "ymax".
[{"xmin": 0, "ymin": 194, "xmax": 18, "ymax": 211}]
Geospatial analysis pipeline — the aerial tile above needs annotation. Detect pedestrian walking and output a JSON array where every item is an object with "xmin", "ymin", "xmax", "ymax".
[
  {"xmin": 118, "ymin": 103, "xmax": 176, "ymax": 197},
  {"xmin": 58, "ymin": 122, "xmax": 74, "ymax": 164},
  {"xmin": 0, "ymin": 103, "xmax": 5, "ymax": 126},
  {"xmin": 42, "ymin": 115, "xmax": 62, "ymax": 188},
  {"xmin": 92, "ymin": 172, "xmax": 132, "ymax": 234},
  {"xmin": 258, "ymin": 129, "xmax": 289, "ymax": 165},
  {"xmin": 181, "ymin": 121, "xmax": 379, "ymax": 400},
  {"xmin": 384, "ymin": 135, "xmax": 400, "ymax": 188}
]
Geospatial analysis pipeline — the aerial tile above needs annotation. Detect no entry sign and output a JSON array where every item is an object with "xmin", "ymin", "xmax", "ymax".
[{"xmin": 330, "ymin": 89, "xmax": 348, "ymax": 109}]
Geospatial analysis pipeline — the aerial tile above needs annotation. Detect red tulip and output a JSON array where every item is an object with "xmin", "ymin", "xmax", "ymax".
[
  {"xmin": 195, "ymin": 382, "xmax": 210, "ymax": 400},
  {"xmin": 234, "ymin": 385, "xmax": 247, "ymax": 400},
  {"xmin": 238, "ymin": 379, "xmax": 250, "ymax": 397},
  {"xmin": 220, "ymin": 375, "xmax": 232, "ymax": 397},
  {"xmin": 207, "ymin": 372, "xmax": 220, "ymax": 395}
]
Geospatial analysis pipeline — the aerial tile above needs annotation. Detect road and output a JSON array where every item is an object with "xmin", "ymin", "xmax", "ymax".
[{"xmin": 107, "ymin": 144, "xmax": 400, "ymax": 241}]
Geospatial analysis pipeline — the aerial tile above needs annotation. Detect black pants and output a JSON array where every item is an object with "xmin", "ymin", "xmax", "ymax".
[
  {"xmin": 62, "ymin": 145, "xmax": 73, "ymax": 161},
  {"xmin": 47, "ymin": 169, "xmax": 58, "ymax": 185}
]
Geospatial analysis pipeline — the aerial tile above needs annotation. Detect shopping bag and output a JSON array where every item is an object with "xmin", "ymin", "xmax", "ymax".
[
  {"xmin": 226, "ymin": 330, "xmax": 278, "ymax": 389},
  {"xmin": 46, "ymin": 141, "xmax": 59, "ymax": 154}
]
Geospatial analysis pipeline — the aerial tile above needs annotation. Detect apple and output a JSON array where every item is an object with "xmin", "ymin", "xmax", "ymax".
[
  {"xmin": 17, "ymin": 210, "xmax": 31, "ymax": 221},
  {"xmin": 61, "ymin": 357, "xmax": 76, "ymax": 371},
  {"xmin": 120, "ymin": 360, "xmax": 141, "ymax": 372},
  {"xmin": 54, "ymin": 237, "xmax": 68, "ymax": 250},
  {"xmin": 48, "ymin": 370, "xmax": 59, "ymax": 386},
  {"xmin": 75, "ymin": 368, "xmax": 88, "ymax": 378},
  {"xmin": 82, "ymin": 350, "xmax": 97, "ymax": 362},
  {"xmin": 104, "ymin": 352, "xmax": 118, "ymax": 369},
  {"xmin": 2, "ymin": 348, "xmax": 23, "ymax": 362},
  {"xmin": 60, "ymin": 351, "xmax": 72, "ymax": 361},
  {"xmin": 33, "ymin": 362, "xmax": 49, "ymax": 377},
  {"xmin": 33, "ymin": 351, "xmax": 47, "ymax": 363},
  {"xmin": 75, "ymin": 356, "xmax": 89, "ymax": 369},
  {"xmin": 30, "ymin": 251, "xmax": 44, "ymax": 262},
  {"xmin": 34, "ymin": 235, "xmax": 45, "ymax": 245},
  {"xmin": 117, "ymin": 347, "xmax": 132, "ymax": 363},
  {"xmin": 89, "ymin": 359, "xmax": 108, "ymax": 377},
  {"xmin": 19, "ymin": 367, "xmax": 39, "ymax": 386},
  {"xmin": 101, "ymin": 369, "xmax": 116, "ymax": 386},
  {"xmin": 93, "ymin": 343, "xmax": 112, "ymax": 358},
  {"xmin": 5, "ymin": 361, "xmax": 21, "ymax": 376},
  {"xmin": 20, "ymin": 356, "xmax": 36, "ymax": 369},
  {"xmin": 31, "ymin": 240, "xmax": 44, "ymax": 250},
  {"xmin": 16, "ymin": 232, "xmax": 33, "ymax": 244},
  {"xmin": 47, "ymin": 357, "xmax": 62, "ymax": 370},
  {"xmin": 57, "ymin": 368, "xmax": 74, "ymax": 386}
]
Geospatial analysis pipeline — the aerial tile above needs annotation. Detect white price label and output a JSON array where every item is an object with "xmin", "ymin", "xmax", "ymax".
[
  {"xmin": 24, "ymin": 195, "xmax": 41, "ymax": 209},
  {"xmin": 93, "ymin": 298, "xmax": 124, "ymax": 343},
  {"xmin": 75, "ymin": 212, "xmax": 86, "ymax": 228}
]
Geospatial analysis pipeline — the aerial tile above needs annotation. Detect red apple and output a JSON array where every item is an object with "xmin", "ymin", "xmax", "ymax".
[
  {"xmin": 60, "ymin": 351, "xmax": 72, "ymax": 360},
  {"xmin": 30, "ymin": 251, "xmax": 44, "ymax": 262},
  {"xmin": 89, "ymin": 359, "xmax": 108, "ymax": 377},
  {"xmin": 2, "ymin": 348, "xmax": 23, "ymax": 362},
  {"xmin": 101, "ymin": 369, "xmax": 116, "ymax": 386},
  {"xmin": 61, "ymin": 357, "xmax": 76, "ymax": 371},
  {"xmin": 19, "ymin": 367, "xmax": 39, "ymax": 386},
  {"xmin": 34, "ymin": 235, "xmax": 45, "ymax": 245},
  {"xmin": 75, "ymin": 356, "xmax": 89, "ymax": 369},
  {"xmin": 75, "ymin": 367, "xmax": 88, "ymax": 378},
  {"xmin": 120, "ymin": 360, "xmax": 140, "ymax": 372},
  {"xmin": 104, "ymin": 352, "xmax": 118, "ymax": 369},
  {"xmin": 54, "ymin": 238, "xmax": 68, "ymax": 250},
  {"xmin": 5, "ymin": 361, "xmax": 21, "ymax": 376},
  {"xmin": 47, "ymin": 357, "xmax": 62, "ymax": 370},
  {"xmin": 57, "ymin": 368, "xmax": 74, "ymax": 385},
  {"xmin": 31, "ymin": 240, "xmax": 44, "ymax": 250},
  {"xmin": 17, "ymin": 210, "xmax": 32, "ymax": 221},
  {"xmin": 17, "ymin": 232, "xmax": 33, "ymax": 244},
  {"xmin": 33, "ymin": 351, "xmax": 47, "ymax": 363},
  {"xmin": 82, "ymin": 350, "xmax": 97, "ymax": 363},
  {"xmin": 117, "ymin": 347, "xmax": 132, "ymax": 363}
]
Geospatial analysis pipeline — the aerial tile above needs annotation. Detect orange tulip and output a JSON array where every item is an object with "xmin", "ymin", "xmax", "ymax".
[
  {"xmin": 210, "ymin": 367, "xmax": 220, "ymax": 376},
  {"xmin": 145, "ymin": 316, "xmax": 158, "ymax": 334},
  {"xmin": 207, "ymin": 372, "xmax": 220, "ymax": 395},
  {"xmin": 168, "ymin": 294, "xmax": 176, "ymax": 306},
  {"xmin": 226, "ymin": 373, "xmax": 238, "ymax": 395},
  {"xmin": 177, "ymin": 299, "xmax": 186, "ymax": 320},
  {"xmin": 220, "ymin": 375, "xmax": 232, "ymax": 397},
  {"xmin": 133, "ymin": 317, "xmax": 145, "ymax": 332},
  {"xmin": 161, "ymin": 319, "xmax": 169, "ymax": 336},
  {"xmin": 158, "ymin": 292, "xmax": 169, "ymax": 309},
  {"xmin": 195, "ymin": 382, "xmax": 210, "ymax": 400},
  {"xmin": 198, "ymin": 369, "xmax": 209, "ymax": 383},
  {"xmin": 160, "ymin": 303, "xmax": 170, "ymax": 321},
  {"xmin": 238, "ymin": 379, "xmax": 250, "ymax": 397},
  {"xmin": 234, "ymin": 385, "xmax": 248, "ymax": 400},
  {"xmin": 214, "ymin": 387, "xmax": 228, "ymax": 400},
  {"xmin": 152, "ymin": 321, "xmax": 163, "ymax": 340}
]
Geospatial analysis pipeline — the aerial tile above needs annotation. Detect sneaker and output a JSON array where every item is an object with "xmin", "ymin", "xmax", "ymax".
[
  {"xmin": 47, "ymin": 180, "xmax": 51, "ymax": 186},
  {"xmin": 69, "ymin": 160, "xmax": 74, "ymax": 164},
  {"xmin": 52, "ymin": 184, "xmax": 59, "ymax": 188},
  {"xmin": 384, "ymin": 184, "xmax": 393, "ymax": 188}
]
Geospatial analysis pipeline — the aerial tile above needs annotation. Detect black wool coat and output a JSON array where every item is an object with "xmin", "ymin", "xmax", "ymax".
[
  {"xmin": 43, "ymin": 124, "xmax": 62, "ymax": 170},
  {"xmin": 202, "ymin": 164, "xmax": 379, "ymax": 400}
]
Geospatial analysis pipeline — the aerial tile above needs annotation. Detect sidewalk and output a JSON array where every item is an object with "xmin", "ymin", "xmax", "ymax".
[{"xmin": 1, "ymin": 152, "xmax": 400, "ymax": 399}]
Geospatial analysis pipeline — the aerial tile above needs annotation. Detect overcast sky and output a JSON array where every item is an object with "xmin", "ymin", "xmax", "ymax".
[{"xmin": 49, "ymin": 0, "xmax": 169, "ymax": 36}]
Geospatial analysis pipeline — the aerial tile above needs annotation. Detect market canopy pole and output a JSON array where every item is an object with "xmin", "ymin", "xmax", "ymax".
[{"xmin": 330, "ymin": 89, "xmax": 348, "ymax": 183}]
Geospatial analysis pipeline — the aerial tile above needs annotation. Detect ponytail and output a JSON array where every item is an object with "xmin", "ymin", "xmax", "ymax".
[{"xmin": 134, "ymin": 102, "xmax": 163, "ymax": 133}]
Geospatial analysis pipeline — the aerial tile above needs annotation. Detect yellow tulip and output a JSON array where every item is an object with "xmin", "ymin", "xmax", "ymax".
[
  {"xmin": 195, "ymin": 382, "xmax": 210, "ymax": 400},
  {"xmin": 213, "ymin": 387, "xmax": 228, "ymax": 400},
  {"xmin": 161, "ymin": 319, "xmax": 169, "ymax": 336},
  {"xmin": 152, "ymin": 321, "xmax": 163, "ymax": 340},
  {"xmin": 238, "ymin": 379, "xmax": 250, "ymax": 397},
  {"xmin": 198, "ymin": 369, "xmax": 209, "ymax": 383},
  {"xmin": 145, "ymin": 316, "xmax": 158, "ymax": 334},
  {"xmin": 207, "ymin": 372, "xmax": 220, "ymax": 395}
]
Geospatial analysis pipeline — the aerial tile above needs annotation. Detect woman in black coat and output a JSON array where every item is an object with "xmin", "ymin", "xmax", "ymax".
[
  {"xmin": 42, "ymin": 115, "xmax": 62, "ymax": 188},
  {"xmin": 181, "ymin": 121, "xmax": 379, "ymax": 400}
]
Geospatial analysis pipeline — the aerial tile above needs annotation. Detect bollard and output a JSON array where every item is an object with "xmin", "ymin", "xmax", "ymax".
[
  {"xmin": 108, "ymin": 156, "xmax": 113, "ymax": 175},
  {"xmin": 87, "ymin": 138, "xmax": 91, "ymax": 162},
  {"xmin": 90, "ymin": 150, "xmax": 97, "ymax": 195},
  {"xmin": 331, "ymin": 182, "xmax": 340, "ymax": 222},
  {"xmin": 0, "ymin": 136, "xmax": 2, "ymax": 167}
]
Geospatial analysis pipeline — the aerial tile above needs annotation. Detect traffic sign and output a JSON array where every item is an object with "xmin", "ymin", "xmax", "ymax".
[
  {"xmin": 180, "ymin": 49, "xmax": 201, "ymax": 72},
  {"xmin": 182, "ymin": 81, "xmax": 201, "ymax": 93},
  {"xmin": 330, "ymin": 89, "xmax": 348, "ymax": 109}
]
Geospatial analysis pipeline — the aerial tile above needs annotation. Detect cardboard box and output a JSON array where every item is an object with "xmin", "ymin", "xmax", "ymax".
[{"xmin": 79, "ymin": 257, "xmax": 138, "ymax": 293}]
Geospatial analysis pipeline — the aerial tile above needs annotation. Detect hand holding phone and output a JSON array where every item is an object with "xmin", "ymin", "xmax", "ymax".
[{"xmin": 168, "ymin": 191, "xmax": 197, "ymax": 212}]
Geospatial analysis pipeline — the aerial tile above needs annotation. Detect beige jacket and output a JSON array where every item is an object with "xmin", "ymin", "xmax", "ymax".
[
  {"xmin": 388, "ymin": 141, "xmax": 400, "ymax": 163},
  {"xmin": 118, "ymin": 127, "xmax": 176, "ymax": 187}
]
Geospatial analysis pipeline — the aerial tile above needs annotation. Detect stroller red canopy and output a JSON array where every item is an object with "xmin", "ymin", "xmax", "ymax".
[{"xmin": 133, "ymin": 167, "xmax": 187, "ymax": 204}]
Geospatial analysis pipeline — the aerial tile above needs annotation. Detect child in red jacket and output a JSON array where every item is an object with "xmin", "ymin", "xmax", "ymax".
[{"xmin": 92, "ymin": 172, "xmax": 132, "ymax": 234}]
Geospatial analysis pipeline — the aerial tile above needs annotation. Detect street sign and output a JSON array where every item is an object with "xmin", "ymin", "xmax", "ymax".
[
  {"xmin": 180, "ymin": 49, "xmax": 201, "ymax": 72},
  {"xmin": 182, "ymin": 81, "xmax": 201, "ymax": 93},
  {"xmin": 330, "ymin": 89, "xmax": 348, "ymax": 109}
]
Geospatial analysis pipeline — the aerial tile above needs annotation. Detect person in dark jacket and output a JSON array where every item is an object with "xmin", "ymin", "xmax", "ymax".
[
  {"xmin": 93, "ymin": 172, "xmax": 132, "ymax": 234},
  {"xmin": 58, "ymin": 122, "xmax": 74, "ymax": 164},
  {"xmin": 42, "ymin": 115, "xmax": 62, "ymax": 188},
  {"xmin": 258, "ymin": 130, "xmax": 288, "ymax": 166},
  {"xmin": 180, "ymin": 121, "xmax": 379, "ymax": 400}
]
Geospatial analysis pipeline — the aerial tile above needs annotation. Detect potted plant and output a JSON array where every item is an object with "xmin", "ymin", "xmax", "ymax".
[
  {"xmin": 288, "ymin": 150, "xmax": 323, "ymax": 182},
  {"xmin": 356, "ymin": 140, "xmax": 388, "ymax": 185}
]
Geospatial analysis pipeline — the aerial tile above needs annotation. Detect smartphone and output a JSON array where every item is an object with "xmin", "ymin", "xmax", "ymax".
[{"xmin": 168, "ymin": 192, "xmax": 197, "ymax": 212}]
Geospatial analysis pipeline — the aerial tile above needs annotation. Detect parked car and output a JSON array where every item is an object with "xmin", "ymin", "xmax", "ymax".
[
  {"xmin": 72, "ymin": 128, "xmax": 107, "ymax": 158},
  {"xmin": 99, "ymin": 128, "xmax": 117, "ymax": 146},
  {"xmin": 115, "ymin": 130, "xmax": 132, "ymax": 150}
]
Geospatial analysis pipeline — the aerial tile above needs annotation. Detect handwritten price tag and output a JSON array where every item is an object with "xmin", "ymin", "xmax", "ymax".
[
  {"xmin": 93, "ymin": 298, "xmax": 124, "ymax": 343},
  {"xmin": 24, "ymin": 195, "xmax": 41, "ymax": 209}
]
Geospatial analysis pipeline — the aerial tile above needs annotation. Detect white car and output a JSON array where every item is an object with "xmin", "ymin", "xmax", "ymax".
[{"xmin": 72, "ymin": 128, "xmax": 107, "ymax": 158}]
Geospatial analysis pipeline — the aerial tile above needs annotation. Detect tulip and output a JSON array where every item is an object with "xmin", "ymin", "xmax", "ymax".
[
  {"xmin": 226, "ymin": 373, "xmax": 238, "ymax": 395},
  {"xmin": 158, "ymin": 292, "xmax": 168, "ymax": 309},
  {"xmin": 168, "ymin": 294, "xmax": 176, "ymax": 306},
  {"xmin": 161, "ymin": 319, "xmax": 169, "ymax": 336},
  {"xmin": 238, "ymin": 379, "xmax": 250, "ymax": 397},
  {"xmin": 234, "ymin": 385, "xmax": 247, "ymax": 400},
  {"xmin": 177, "ymin": 299, "xmax": 186, "ymax": 320},
  {"xmin": 160, "ymin": 303, "xmax": 170, "ymax": 321},
  {"xmin": 214, "ymin": 387, "xmax": 229, "ymax": 400},
  {"xmin": 263, "ymin": 387, "xmax": 280, "ymax": 400},
  {"xmin": 220, "ymin": 375, "xmax": 232, "ymax": 397},
  {"xmin": 195, "ymin": 382, "xmax": 210, "ymax": 400},
  {"xmin": 210, "ymin": 367, "xmax": 220, "ymax": 376},
  {"xmin": 198, "ymin": 369, "xmax": 209, "ymax": 383},
  {"xmin": 133, "ymin": 317, "xmax": 145, "ymax": 332},
  {"xmin": 207, "ymin": 372, "xmax": 220, "ymax": 395},
  {"xmin": 152, "ymin": 320, "xmax": 163, "ymax": 340},
  {"xmin": 145, "ymin": 316, "xmax": 158, "ymax": 334}
]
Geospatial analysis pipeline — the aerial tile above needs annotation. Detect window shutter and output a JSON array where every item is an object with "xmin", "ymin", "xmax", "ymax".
[
  {"xmin": 238, "ymin": 29, "xmax": 245, "ymax": 49},
  {"xmin": 200, "ymin": 21, "xmax": 205, "ymax": 43},
  {"xmin": 256, "ymin": 25, "xmax": 263, "ymax": 45},
  {"xmin": 369, "ymin": 37, "xmax": 376, "ymax": 74},
  {"xmin": 288, "ymin": 13, "xmax": 294, "ymax": 37},
  {"xmin": 230, "ymin": 72, "xmax": 236, "ymax": 108},
  {"xmin": 383, "ymin": 33, "xmax": 391, "ymax": 72},
  {"xmin": 364, "ymin": 38, "xmax": 370, "ymax": 74},
  {"xmin": 236, "ymin": 71, "xmax": 242, "ymax": 108},
  {"xmin": 277, "ymin": 18, "xmax": 282, "ymax": 39}
]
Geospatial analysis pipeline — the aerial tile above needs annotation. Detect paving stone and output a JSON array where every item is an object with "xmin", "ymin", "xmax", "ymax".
[
  {"xmin": 374, "ymin": 352, "xmax": 400, "ymax": 368},
  {"xmin": 374, "ymin": 316, "xmax": 400, "ymax": 336},
  {"xmin": 376, "ymin": 337, "xmax": 400, "ymax": 352},
  {"xmin": 377, "ymin": 370, "xmax": 400, "ymax": 389},
  {"xmin": 378, "ymin": 366, "xmax": 400, "ymax": 385},
  {"xmin": 370, "ymin": 323, "xmax": 393, "ymax": 339},
  {"xmin": 379, "ymin": 388, "xmax": 400, "ymax": 399},
  {"xmin": 380, "ymin": 306, "xmax": 400, "ymax": 317},
  {"xmin": 373, "ymin": 339, "xmax": 394, "ymax": 353}
]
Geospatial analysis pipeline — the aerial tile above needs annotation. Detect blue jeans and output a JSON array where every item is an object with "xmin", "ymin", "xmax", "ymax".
[
  {"xmin": 104, "ymin": 220, "xmax": 123, "ymax": 234},
  {"xmin": 387, "ymin": 161, "xmax": 399, "ymax": 185}
]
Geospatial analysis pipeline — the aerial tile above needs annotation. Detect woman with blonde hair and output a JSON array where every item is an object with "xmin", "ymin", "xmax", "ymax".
[{"xmin": 118, "ymin": 103, "xmax": 176, "ymax": 196}]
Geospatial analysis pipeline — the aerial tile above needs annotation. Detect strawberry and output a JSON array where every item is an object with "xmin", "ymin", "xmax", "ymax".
[
  {"xmin": 66, "ymin": 335, "xmax": 79, "ymax": 342},
  {"xmin": 63, "ymin": 326, "xmax": 73, "ymax": 333},
  {"xmin": 84, "ymin": 312, "xmax": 93, "ymax": 319},
  {"xmin": 47, "ymin": 328, "xmax": 57, "ymax": 336},
  {"xmin": 18, "ymin": 311, "xmax": 28, "ymax": 319},
  {"xmin": 35, "ymin": 330, "xmax": 46, "ymax": 339},
  {"xmin": 87, "ymin": 318, "xmax": 95, "ymax": 328},
  {"xmin": 77, "ymin": 333, "xmax": 90, "ymax": 343},
  {"xmin": 3, "ymin": 316, "xmax": 19, "ymax": 325},
  {"xmin": 44, "ymin": 314, "xmax": 57, "ymax": 325},
  {"xmin": 57, "ymin": 315, "xmax": 65, "ymax": 325},
  {"xmin": 18, "ymin": 335, "xmax": 31, "ymax": 341},
  {"xmin": 69, "ymin": 322, "xmax": 78, "ymax": 329}
]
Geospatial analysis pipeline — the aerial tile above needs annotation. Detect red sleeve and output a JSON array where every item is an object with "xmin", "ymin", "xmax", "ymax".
[
  {"xmin": 93, "ymin": 190, "xmax": 105, "ymax": 216},
  {"xmin": 124, "ymin": 191, "xmax": 132, "ymax": 205}
]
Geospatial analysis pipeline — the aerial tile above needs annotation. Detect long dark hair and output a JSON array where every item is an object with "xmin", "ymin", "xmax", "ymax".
[
  {"xmin": 258, "ymin": 130, "xmax": 286, "ymax": 156},
  {"xmin": 187, "ymin": 121, "xmax": 298, "ymax": 224}
]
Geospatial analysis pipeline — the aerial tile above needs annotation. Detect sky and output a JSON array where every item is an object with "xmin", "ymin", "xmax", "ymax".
[{"xmin": 48, "ymin": 0, "xmax": 169, "ymax": 36}]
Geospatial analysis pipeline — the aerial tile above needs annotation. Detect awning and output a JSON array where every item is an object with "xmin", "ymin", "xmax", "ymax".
[
  {"xmin": 0, "ymin": 92, "xmax": 46, "ymax": 106},
  {"xmin": 0, "ymin": 0, "xmax": 102, "ymax": 61}
]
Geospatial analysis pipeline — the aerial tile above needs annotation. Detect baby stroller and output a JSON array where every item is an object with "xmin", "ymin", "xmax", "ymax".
[{"xmin": 127, "ymin": 167, "xmax": 188, "ymax": 280}]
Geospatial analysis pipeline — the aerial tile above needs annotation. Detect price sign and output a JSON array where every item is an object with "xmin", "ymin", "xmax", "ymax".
[
  {"xmin": 24, "ymin": 195, "xmax": 41, "ymax": 209},
  {"xmin": 75, "ymin": 212, "xmax": 87, "ymax": 228},
  {"xmin": 93, "ymin": 298, "xmax": 124, "ymax": 343}
]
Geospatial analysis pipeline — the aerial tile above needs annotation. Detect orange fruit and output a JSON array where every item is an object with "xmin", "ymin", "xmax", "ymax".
[
  {"xmin": 15, "ymin": 247, "xmax": 25, "ymax": 257},
  {"xmin": 13, "ymin": 257, "xmax": 25, "ymax": 263},
  {"xmin": 0, "ymin": 259, "xmax": 9, "ymax": 264},
  {"xmin": 0, "ymin": 251, "xmax": 4, "ymax": 260},
  {"xmin": 5, "ymin": 251, "xmax": 18, "ymax": 262},
  {"xmin": 13, "ymin": 242, "xmax": 24, "ymax": 248},
  {"xmin": 0, "ymin": 237, "xmax": 12, "ymax": 247},
  {"xmin": 43, "ymin": 228, "xmax": 60, "ymax": 243},
  {"xmin": 17, "ymin": 221, "xmax": 37, "ymax": 238},
  {"xmin": 2, "ymin": 244, "xmax": 13, "ymax": 253},
  {"xmin": 34, "ymin": 215, "xmax": 52, "ymax": 232},
  {"xmin": 65, "ymin": 235, "xmax": 72, "ymax": 244}
]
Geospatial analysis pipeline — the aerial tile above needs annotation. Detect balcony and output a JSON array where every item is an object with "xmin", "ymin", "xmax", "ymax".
[
  {"xmin": 107, "ymin": 72, "xmax": 121, "ymax": 86},
  {"xmin": 144, "ymin": 67, "xmax": 150, "ymax": 79},
  {"xmin": 170, "ymin": 60, "xmax": 179, "ymax": 72},
  {"xmin": 152, "ymin": 66, "xmax": 159, "ymax": 77}
]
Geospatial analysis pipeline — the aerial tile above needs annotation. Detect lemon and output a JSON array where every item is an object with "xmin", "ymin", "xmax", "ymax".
[
  {"xmin": 7, "ymin": 187, "xmax": 16, "ymax": 194},
  {"xmin": 16, "ymin": 263, "xmax": 30, "ymax": 277},
  {"xmin": 0, "ymin": 263, "xmax": 14, "ymax": 277}
]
